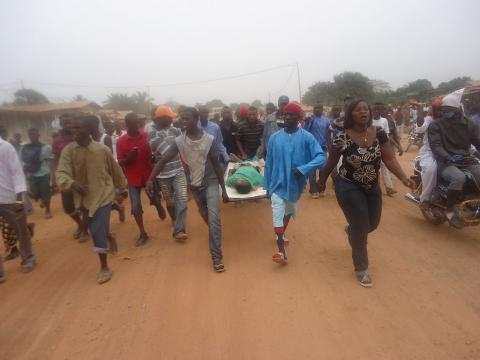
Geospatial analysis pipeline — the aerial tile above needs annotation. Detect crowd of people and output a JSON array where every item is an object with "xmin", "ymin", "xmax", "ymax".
[{"xmin": 1, "ymin": 89, "xmax": 479, "ymax": 288}]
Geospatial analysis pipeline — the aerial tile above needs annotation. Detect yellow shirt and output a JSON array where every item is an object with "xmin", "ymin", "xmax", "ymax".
[{"xmin": 56, "ymin": 141, "xmax": 127, "ymax": 217}]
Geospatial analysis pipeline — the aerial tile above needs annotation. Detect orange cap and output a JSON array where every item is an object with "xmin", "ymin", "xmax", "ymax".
[{"xmin": 155, "ymin": 105, "xmax": 177, "ymax": 119}]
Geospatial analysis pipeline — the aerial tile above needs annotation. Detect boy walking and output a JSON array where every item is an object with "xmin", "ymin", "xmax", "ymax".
[
  {"xmin": 56, "ymin": 115, "xmax": 127, "ymax": 284},
  {"xmin": 265, "ymin": 103, "xmax": 325, "ymax": 264},
  {"xmin": 147, "ymin": 107, "xmax": 229, "ymax": 272},
  {"xmin": 21, "ymin": 128, "xmax": 53, "ymax": 218},
  {"xmin": 148, "ymin": 106, "xmax": 189, "ymax": 240}
]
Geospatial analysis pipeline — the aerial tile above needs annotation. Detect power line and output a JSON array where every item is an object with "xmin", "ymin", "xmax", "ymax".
[{"xmin": 26, "ymin": 63, "xmax": 297, "ymax": 90}]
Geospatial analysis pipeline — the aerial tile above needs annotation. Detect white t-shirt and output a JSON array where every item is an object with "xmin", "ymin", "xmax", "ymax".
[
  {"xmin": 372, "ymin": 117, "xmax": 390, "ymax": 135},
  {"xmin": 0, "ymin": 138, "xmax": 27, "ymax": 204}
]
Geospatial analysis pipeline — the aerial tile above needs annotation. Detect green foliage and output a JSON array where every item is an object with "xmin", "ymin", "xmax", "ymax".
[
  {"xmin": 205, "ymin": 99, "xmax": 225, "ymax": 108},
  {"xmin": 251, "ymin": 99, "xmax": 263, "ymax": 108},
  {"xmin": 13, "ymin": 88, "xmax": 49, "ymax": 106},
  {"xmin": 438, "ymin": 76, "xmax": 471, "ymax": 93},
  {"xmin": 302, "ymin": 72, "xmax": 374, "ymax": 106},
  {"xmin": 73, "ymin": 94, "xmax": 87, "ymax": 101},
  {"xmin": 395, "ymin": 79, "xmax": 433, "ymax": 101},
  {"xmin": 103, "ymin": 91, "xmax": 154, "ymax": 114}
]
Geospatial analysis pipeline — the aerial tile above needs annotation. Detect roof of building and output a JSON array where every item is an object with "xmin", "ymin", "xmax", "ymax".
[{"xmin": 0, "ymin": 101, "xmax": 101, "ymax": 113}]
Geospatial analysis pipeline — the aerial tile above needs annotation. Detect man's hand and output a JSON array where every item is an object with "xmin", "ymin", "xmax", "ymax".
[
  {"xmin": 222, "ymin": 190, "xmax": 229, "ymax": 203},
  {"xmin": 256, "ymin": 147, "xmax": 264, "ymax": 159},
  {"xmin": 450, "ymin": 155, "xmax": 464, "ymax": 164},
  {"xmin": 239, "ymin": 152, "xmax": 248, "ymax": 160},
  {"xmin": 116, "ymin": 190, "xmax": 128, "ymax": 204},
  {"xmin": 146, "ymin": 180, "xmax": 154, "ymax": 197},
  {"xmin": 293, "ymin": 168, "xmax": 302, "ymax": 178},
  {"xmin": 401, "ymin": 177, "xmax": 415, "ymax": 189},
  {"xmin": 71, "ymin": 182, "xmax": 88, "ymax": 196}
]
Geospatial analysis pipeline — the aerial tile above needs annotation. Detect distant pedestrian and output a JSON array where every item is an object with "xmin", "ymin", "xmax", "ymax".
[
  {"xmin": 21, "ymin": 128, "xmax": 53, "ymax": 219},
  {"xmin": 236, "ymin": 106, "xmax": 264, "ymax": 160}
]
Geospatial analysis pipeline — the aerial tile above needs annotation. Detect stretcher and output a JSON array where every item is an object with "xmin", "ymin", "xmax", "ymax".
[{"xmin": 224, "ymin": 160, "xmax": 267, "ymax": 201}]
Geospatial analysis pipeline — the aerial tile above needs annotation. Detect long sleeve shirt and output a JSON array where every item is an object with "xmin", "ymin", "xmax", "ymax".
[
  {"xmin": 198, "ymin": 120, "xmax": 229, "ymax": 163},
  {"xmin": 428, "ymin": 115, "xmax": 480, "ymax": 164},
  {"xmin": 0, "ymin": 138, "xmax": 27, "ymax": 204},
  {"xmin": 264, "ymin": 128, "xmax": 326, "ymax": 202},
  {"xmin": 303, "ymin": 115, "xmax": 330, "ymax": 149},
  {"xmin": 56, "ymin": 141, "xmax": 127, "ymax": 217}
]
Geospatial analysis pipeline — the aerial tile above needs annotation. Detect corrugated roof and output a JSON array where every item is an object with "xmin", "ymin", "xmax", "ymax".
[{"xmin": 0, "ymin": 101, "xmax": 101, "ymax": 113}]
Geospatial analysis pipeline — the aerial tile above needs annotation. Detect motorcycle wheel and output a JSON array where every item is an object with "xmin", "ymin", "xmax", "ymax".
[{"xmin": 420, "ymin": 206, "xmax": 447, "ymax": 225}]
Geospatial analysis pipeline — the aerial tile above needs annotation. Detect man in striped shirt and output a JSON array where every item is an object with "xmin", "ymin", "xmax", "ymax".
[
  {"xmin": 236, "ymin": 106, "xmax": 264, "ymax": 160},
  {"xmin": 149, "ymin": 106, "xmax": 189, "ymax": 241}
]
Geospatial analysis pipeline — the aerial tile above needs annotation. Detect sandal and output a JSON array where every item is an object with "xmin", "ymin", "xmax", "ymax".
[
  {"xmin": 272, "ymin": 252, "xmax": 288, "ymax": 264},
  {"xmin": 97, "ymin": 268, "xmax": 112, "ymax": 284}
]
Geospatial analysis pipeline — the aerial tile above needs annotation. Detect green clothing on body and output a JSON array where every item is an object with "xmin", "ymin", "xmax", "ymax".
[{"xmin": 226, "ymin": 165, "xmax": 264, "ymax": 188}]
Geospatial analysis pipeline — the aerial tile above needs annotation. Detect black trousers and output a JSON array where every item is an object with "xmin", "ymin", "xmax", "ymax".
[{"xmin": 335, "ymin": 178, "xmax": 382, "ymax": 272}]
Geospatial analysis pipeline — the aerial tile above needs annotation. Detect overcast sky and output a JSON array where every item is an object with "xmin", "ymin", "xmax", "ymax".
[{"xmin": 0, "ymin": 0, "xmax": 479, "ymax": 106}]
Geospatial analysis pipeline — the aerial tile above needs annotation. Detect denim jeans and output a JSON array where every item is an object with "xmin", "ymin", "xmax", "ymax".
[
  {"xmin": 157, "ymin": 172, "xmax": 188, "ymax": 236},
  {"xmin": 335, "ymin": 178, "xmax": 382, "ymax": 272},
  {"xmin": 191, "ymin": 180, "xmax": 222, "ymax": 261},
  {"xmin": 82, "ymin": 204, "xmax": 111, "ymax": 254},
  {"xmin": 0, "ymin": 204, "xmax": 36, "ymax": 273}
]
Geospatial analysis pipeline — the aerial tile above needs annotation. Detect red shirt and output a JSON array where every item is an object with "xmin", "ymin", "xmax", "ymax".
[
  {"xmin": 52, "ymin": 133, "xmax": 73, "ymax": 160},
  {"xmin": 116, "ymin": 130, "xmax": 153, "ymax": 187}
]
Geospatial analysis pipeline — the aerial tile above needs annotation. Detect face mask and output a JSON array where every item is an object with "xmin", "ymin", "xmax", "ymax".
[{"xmin": 445, "ymin": 110, "xmax": 457, "ymax": 120}]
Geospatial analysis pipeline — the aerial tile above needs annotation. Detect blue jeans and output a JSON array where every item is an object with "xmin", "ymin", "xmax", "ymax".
[
  {"xmin": 157, "ymin": 172, "xmax": 188, "ymax": 236},
  {"xmin": 191, "ymin": 180, "xmax": 222, "ymax": 261},
  {"xmin": 335, "ymin": 178, "xmax": 382, "ymax": 272},
  {"xmin": 82, "ymin": 204, "xmax": 111, "ymax": 254}
]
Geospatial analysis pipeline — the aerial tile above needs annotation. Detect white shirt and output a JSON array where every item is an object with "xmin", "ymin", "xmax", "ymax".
[
  {"xmin": 372, "ymin": 117, "xmax": 390, "ymax": 135},
  {"xmin": 0, "ymin": 138, "xmax": 27, "ymax": 204}
]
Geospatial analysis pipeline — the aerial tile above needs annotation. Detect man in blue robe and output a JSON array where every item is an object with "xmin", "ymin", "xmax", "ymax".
[{"xmin": 264, "ymin": 102, "xmax": 326, "ymax": 264}]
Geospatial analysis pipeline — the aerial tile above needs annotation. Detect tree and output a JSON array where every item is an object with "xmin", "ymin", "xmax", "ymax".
[
  {"xmin": 396, "ymin": 79, "xmax": 433, "ymax": 101},
  {"xmin": 302, "ymin": 72, "xmax": 375, "ymax": 106},
  {"xmin": 103, "ymin": 92, "xmax": 154, "ymax": 114},
  {"xmin": 333, "ymin": 72, "xmax": 374, "ymax": 102},
  {"xmin": 251, "ymin": 99, "xmax": 263, "ymax": 108},
  {"xmin": 370, "ymin": 79, "xmax": 392, "ymax": 94},
  {"xmin": 205, "ymin": 99, "xmax": 225, "ymax": 108},
  {"xmin": 13, "ymin": 88, "xmax": 49, "ymax": 106},
  {"xmin": 438, "ymin": 76, "xmax": 471, "ymax": 93},
  {"xmin": 73, "ymin": 94, "xmax": 87, "ymax": 101},
  {"xmin": 104, "ymin": 93, "xmax": 137, "ymax": 111}
]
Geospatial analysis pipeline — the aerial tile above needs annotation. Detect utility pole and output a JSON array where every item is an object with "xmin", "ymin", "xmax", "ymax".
[{"xmin": 296, "ymin": 62, "xmax": 302, "ymax": 105}]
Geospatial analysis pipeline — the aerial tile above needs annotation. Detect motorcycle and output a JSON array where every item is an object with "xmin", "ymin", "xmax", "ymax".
[
  {"xmin": 405, "ymin": 156, "xmax": 480, "ymax": 228},
  {"xmin": 404, "ymin": 126, "xmax": 424, "ymax": 153}
]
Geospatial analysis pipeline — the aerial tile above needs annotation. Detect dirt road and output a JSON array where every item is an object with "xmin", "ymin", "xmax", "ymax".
[{"xmin": 1, "ymin": 149, "xmax": 479, "ymax": 360}]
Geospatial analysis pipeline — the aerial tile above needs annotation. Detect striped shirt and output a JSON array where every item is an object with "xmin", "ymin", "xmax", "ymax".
[
  {"xmin": 237, "ymin": 121, "xmax": 264, "ymax": 158},
  {"xmin": 148, "ymin": 125, "xmax": 183, "ymax": 179}
]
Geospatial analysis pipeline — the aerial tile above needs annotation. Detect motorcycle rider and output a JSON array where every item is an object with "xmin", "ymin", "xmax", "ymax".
[
  {"xmin": 428, "ymin": 89, "xmax": 480, "ymax": 227},
  {"xmin": 416, "ymin": 98, "xmax": 442, "ymax": 209}
]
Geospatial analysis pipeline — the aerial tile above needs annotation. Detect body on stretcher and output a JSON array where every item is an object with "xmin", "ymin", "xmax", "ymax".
[{"xmin": 224, "ymin": 160, "xmax": 267, "ymax": 201}]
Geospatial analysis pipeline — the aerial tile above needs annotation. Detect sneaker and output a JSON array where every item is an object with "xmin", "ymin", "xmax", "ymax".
[
  {"xmin": 213, "ymin": 259, "xmax": 225, "ymax": 273},
  {"xmin": 174, "ymin": 232, "xmax": 188, "ymax": 241},
  {"xmin": 356, "ymin": 271, "xmax": 373, "ymax": 288},
  {"xmin": 318, "ymin": 191, "xmax": 326, "ymax": 198},
  {"xmin": 4, "ymin": 246, "xmax": 19, "ymax": 261},
  {"xmin": 135, "ymin": 232, "xmax": 149, "ymax": 247},
  {"xmin": 21, "ymin": 258, "xmax": 36, "ymax": 273},
  {"xmin": 97, "ymin": 268, "xmax": 112, "ymax": 284},
  {"xmin": 310, "ymin": 192, "xmax": 320, "ymax": 199}
]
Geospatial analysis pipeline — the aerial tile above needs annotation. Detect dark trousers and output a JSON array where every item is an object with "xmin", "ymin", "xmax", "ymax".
[
  {"xmin": 0, "ymin": 204, "xmax": 36, "ymax": 276},
  {"xmin": 335, "ymin": 178, "xmax": 382, "ymax": 272}
]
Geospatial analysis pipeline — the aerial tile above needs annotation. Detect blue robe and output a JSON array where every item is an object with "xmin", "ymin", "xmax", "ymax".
[{"xmin": 264, "ymin": 128, "xmax": 326, "ymax": 202}]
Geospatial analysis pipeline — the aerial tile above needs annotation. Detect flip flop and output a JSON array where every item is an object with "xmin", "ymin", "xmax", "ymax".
[{"xmin": 97, "ymin": 268, "xmax": 112, "ymax": 284}]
